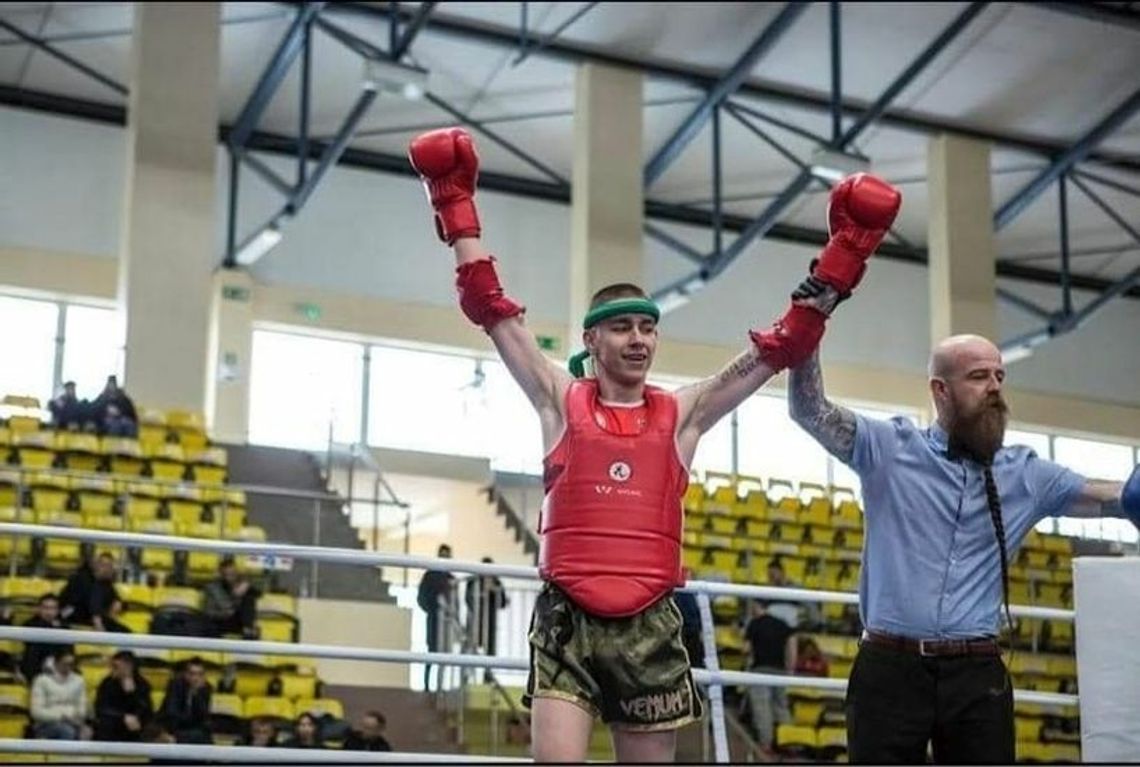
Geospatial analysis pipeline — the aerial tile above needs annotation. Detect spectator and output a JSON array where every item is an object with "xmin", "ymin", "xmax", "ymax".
[
  {"xmin": 464, "ymin": 557, "xmax": 508, "ymax": 659},
  {"xmin": 91, "ymin": 375, "xmax": 138, "ymax": 438},
  {"xmin": 60, "ymin": 553, "xmax": 125, "ymax": 631},
  {"xmin": 673, "ymin": 569, "xmax": 705, "ymax": 669},
  {"xmin": 20, "ymin": 594, "xmax": 72, "ymax": 683},
  {"xmin": 343, "ymin": 710, "xmax": 391, "ymax": 752},
  {"xmin": 156, "ymin": 658, "xmax": 212, "ymax": 744},
  {"xmin": 30, "ymin": 650, "xmax": 89, "ymax": 740},
  {"xmin": 417, "ymin": 544, "xmax": 455, "ymax": 691},
  {"xmin": 202, "ymin": 556, "xmax": 260, "ymax": 639},
  {"xmin": 283, "ymin": 712, "xmax": 324, "ymax": 749},
  {"xmin": 48, "ymin": 381, "xmax": 86, "ymax": 431},
  {"xmin": 742, "ymin": 600, "xmax": 798, "ymax": 755},
  {"xmin": 94, "ymin": 650, "xmax": 153, "ymax": 742},
  {"xmin": 216, "ymin": 664, "xmax": 237, "ymax": 695},
  {"xmin": 793, "ymin": 637, "xmax": 829, "ymax": 678},
  {"xmin": 243, "ymin": 717, "xmax": 278, "ymax": 748}
]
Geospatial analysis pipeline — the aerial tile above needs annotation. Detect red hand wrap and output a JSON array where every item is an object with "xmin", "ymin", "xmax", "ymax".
[
  {"xmin": 749, "ymin": 304, "xmax": 827, "ymax": 373},
  {"xmin": 455, "ymin": 257, "xmax": 525, "ymax": 333}
]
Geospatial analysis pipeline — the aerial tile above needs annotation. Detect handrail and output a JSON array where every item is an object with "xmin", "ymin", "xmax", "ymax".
[{"xmin": 0, "ymin": 523, "xmax": 1078, "ymax": 621}]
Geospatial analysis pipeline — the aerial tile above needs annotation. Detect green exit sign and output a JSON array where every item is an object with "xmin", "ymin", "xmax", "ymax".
[
  {"xmin": 222, "ymin": 285, "xmax": 250, "ymax": 302},
  {"xmin": 536, "ymin": 335, "xmax": 559, "ymax": 352},
  {"xmin": 294, "ymin": 302, "xmax": 322, "ymax": 321}
]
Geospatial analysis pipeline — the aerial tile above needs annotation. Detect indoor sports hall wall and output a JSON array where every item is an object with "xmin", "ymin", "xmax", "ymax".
[{"xmin": 2, "ymin": 106, "xmax": 1139, "ymax": 415}]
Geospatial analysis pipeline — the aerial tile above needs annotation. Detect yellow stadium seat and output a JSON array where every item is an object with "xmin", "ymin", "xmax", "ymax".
[
  {"xmin": 792, "ymin": 699, "xmax": 825, "ymax": 727},
  {"xmin": 210, "ymin": 693, "xmax": 244, "ymax": 719},
  {"xmin": 0, "ymin": 484, "xmax": 18, "ymax": 508},
  {"xmin": 217, "ymin": 506, "xmax": 248, "ymax": 532},
  {"xmin": 188, "ymin": 551, "xmax": 221, "ymax": 576},
  {"xmin": 709, "ymin": 515, "xmax": 738, "ymax": 535},
  {"xmin": 30, "ymin": 487, "xmax": 70, "ymax": 513},
  {"xmin": 1047, "ymin": 620, "xmax": 1074, "ymax": 650},
  {"xmin": 776, "ymin": 724, "xmax": 817, "ymax": 749},
  {"xmin": 1045, "ymin": 655, "xmax": 1076, "ymax": 678},
  {"xmin": 833, "ymin": 498, "xmax": 862, "ymax": 528},
  {"xmin": 278, "ymin": 674, "xmax": 318, "ymax": 701},
  {"xmin": 137, "ymin": 423, "xmax": 168, "ymax": 448},
  {"xmin": 124, "ymin": 496, "xmax": 162, "ymax": 520},
  {"xmin": 836, "ymin": 530, "xmax": 863, "ymax": 550},
  {"xmin": 297, "ymin": 698, "xmax": 343, "ymax": 721},
  {"xmin": 258, "ymin": 594, "xmax": 297, "ymax": 619},
  {"xmin": 166, "ymin": 410, "xmax": 204, "ymax": 431},
  {"xmin": 12, "ymin": 448, "xmax": 54, "ymax": 470},
  {"xmin": 683, "ymin": 483, "xmax": 704, "ymax": 511},
  {"xmin": 131, "ymin": 517, "xmax": 175, "ymax": 537},
  {"xmin": 150, "ymin": 690, "xmax": 165, "ymax": 713},
  {"xmin": 0, "ymin": 684, "xmax": 28, "ymax": 711},
  {"xmin": 828, "ymin": 660, "xmax": 853, "ymax": 679},
  {"xmin": 85, "ymin": 514, "xmax": 126, "ymax": 534},
  {"xmin": 258, "ymin": 618, "xmax": 296, "ymax": 643},
  {"xmin": 1014, "ymin": 716, "xmax": 1042, "ymax": 742},
  {"xmin": 0, "ymin": 714, "xmax": 29, "ymax": 740},
  {"xmin": 44, "ymin": 539, "xmax": 83, "ymax": 572},
  {"xmin": 1036, "ymin": 583, "xmax": 1064, "ymax": 607},
  {"xmin": 191, "ymin": 447, "xmax": 228, "ymax": 467},
  {"xmin": 0, "ymin": 505, "xmax": 34, "ymax": 524},
  {"xmin": 76, "ymin": 492, "xmax": 117, "ymax": 518},
  {"xmin": 191, "ymin": 465, "xmax": 226, "ymax": 485},
  {"xmin": 0, "ymin": 428, "xmax": 9, "ymax": 447},
  {"xmin": 1038, "ymin": 743, "xmax": 1080, "ymax": 762},
  {"xmin": 228, "ymin": 526, "xmax": 266, "ymax": 543},
  {"xmin": 168, "ymin": 500, "xmax": 204, "ymax": 528},
  {"xmin": 235, "ymin": 667, "xmax": 276, "ymax": 698},
  {"xmin": 681, "ymin": 547, "xmax": 702, "ymax": 570},
  {"xmin": 773, "ymin": 523, "xmax": 806, "ymax": 545},
  {"xmin": 244, "ymin": 696, "xmax": 294, "ymax": 721},
  {"xmin": 153, "ymin": 587, "xmax": 201, "ymax": 611},
  {"xmin": 808, "ymin": 526, "xmax": 837, "ymax": 546},
  {"xmin": 109, "ymin": 457, "xmax": 146, "ymax": 478},
  {"xmin": 817, "ymin": 726, "xmax": 846, "ymax": 750},
  {"xmin": 5, "ymin": 412, "xmax": 41, "ymax": 433},
  {"xmin": 119, "ymin": 611, "xmax": 151, "ymax": 634}
]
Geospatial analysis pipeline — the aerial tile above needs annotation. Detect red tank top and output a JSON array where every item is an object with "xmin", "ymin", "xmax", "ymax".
[{"xmin": 539, "ymin": 379, "xmax": 688, "ymax": 617}]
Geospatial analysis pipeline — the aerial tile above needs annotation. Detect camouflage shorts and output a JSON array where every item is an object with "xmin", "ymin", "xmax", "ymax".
[{"xmin": 522, "ymin": 583, "xmax": 703, "ymax": 731}]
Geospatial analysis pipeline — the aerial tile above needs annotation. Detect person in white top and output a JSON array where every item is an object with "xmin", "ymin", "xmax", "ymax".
[{"xmin": 30, "ymin": 650, "xmax": 90, "ymax": 740}]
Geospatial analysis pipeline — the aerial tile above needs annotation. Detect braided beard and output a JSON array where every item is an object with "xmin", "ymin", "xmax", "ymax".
[{"xmin": 946, "ymin": 394, "xmax": 1010, "ymax": 464}]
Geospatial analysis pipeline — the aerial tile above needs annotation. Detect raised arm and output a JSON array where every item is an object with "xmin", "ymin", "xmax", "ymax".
[
  {"xmin": 676, "ymin": 174, "xmax": 900, "ymax": 461},
  {"xmin": 788, "ymin": 350, "xmax": 857, "ymax": 464},
  {"xmin": 1063, "ymin": 466, "xmax": 1140, "ymax": 524},
  {"xmin": 409, "ymin": 129, "xmax": 571, "ymax": 428}
]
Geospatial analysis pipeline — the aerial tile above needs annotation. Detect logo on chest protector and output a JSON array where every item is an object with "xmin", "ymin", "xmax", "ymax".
[{"xmin": 608, "ymin": 461, "xmax": 632, "ymax": 482}]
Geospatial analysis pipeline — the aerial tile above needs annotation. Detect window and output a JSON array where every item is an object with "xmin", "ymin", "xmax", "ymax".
[
  {"xmin": 1052, "ymin": 436, "xmax": 1138, "ymax": 543},
  {"xmin": 248, "ymin": 330, "xmax": 363, "ymax": 449},
  {"xmin": 737, "ymin": 393, "xmax": 830, "ymax": 487},
  {"xmin": 0, "ymin": 295, "xmax": 58, "ymax": 403},
  {"xmin": 61, "ymin": 304, "xmax": 123, "ymax": 400},
  {"xmin": 481, "ymin": 360, "xmax": 542, "ymax": 475},
  {"xmin": 369, "ymin": 346, "xmax": 493, "ymax": 458}
]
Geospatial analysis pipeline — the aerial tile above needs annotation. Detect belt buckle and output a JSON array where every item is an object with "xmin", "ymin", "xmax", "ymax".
[{"xmin": 918, "ymin": 639, "xmax": 938, "ymax": 657}]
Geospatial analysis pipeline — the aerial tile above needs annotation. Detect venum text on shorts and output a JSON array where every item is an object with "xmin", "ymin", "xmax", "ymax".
[{"xmin": 618, "ymin": 688, "xmax": 688, "ymax": 722}]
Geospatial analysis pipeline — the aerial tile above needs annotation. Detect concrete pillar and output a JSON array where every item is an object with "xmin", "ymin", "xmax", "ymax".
[
  {"xmin": 205, "ymin": 270, "xmax": 253, "ymax": 443},
  {"xmin": 568, "ymin": 63, "xmax": 644, "ymax": 340},
  {"xmin": 927, "ymin": 134, "xmax": 998, "ymax": 344},
  {"xmin": 119, "ymin": 2, "xmax": 221, "ymax": 414}
]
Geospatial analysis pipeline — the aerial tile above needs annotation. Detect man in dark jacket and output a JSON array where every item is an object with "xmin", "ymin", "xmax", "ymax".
[
  {"xmin": 464, "ymin": 557, "xmax": 509, "ymax": 660},
  {"xmin": 156, "ymin": 658, "xmax": 212, "ymax": 744},
  {"xmin": 20, "ymin": 594, "xmax": 72, "ymax": 682},
  {"xmin": 343, "ymin": 711, "xmax": 392, "ymax": 751},
  {"xmin": 60, "ymin": 553, "xmax": 125, "ymax": 631},
  {"xmin": 202, "ymin": 556, "xmax": 260, "ymax": 639},
  {"xmin": 94, "ymin": 651, "xmax": 153, "ymax": 742},
  {"xmin": 417, "ymin": 544, "xmax": 455, "ymax": 691},
  {"xmin": 48, "ymin": 382, "xmax": 86, "ymax": 431},
  {"xmin": 91, "ymin": 376, "xmax": 138, "ymax": 437}
]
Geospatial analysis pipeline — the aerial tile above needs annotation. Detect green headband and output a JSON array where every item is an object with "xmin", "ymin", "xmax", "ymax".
[{"xmin": 568, "ymin": 298, "xmax": 661, "ymax": 378}]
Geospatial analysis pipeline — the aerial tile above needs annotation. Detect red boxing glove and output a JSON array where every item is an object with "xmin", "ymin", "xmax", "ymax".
[
  {"xmin": 750, "ymin": 305, "xmax": 826, "ymax": 373},
  {"xmin": 456, "ymin": 258, "xmax": 525, "ymax": 333},
  {"xmin": 408, "ymin": 127, "xmax": 482, "ymax": 244},
  {"xmin": 813, "ymin": 173, "xmax": 901, "ymax": 296}
]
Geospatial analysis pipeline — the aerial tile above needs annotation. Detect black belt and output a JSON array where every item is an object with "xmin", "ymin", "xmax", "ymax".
[{"xmin": 861, "ymin": 630, "xmax": 1001, "ymax": 658}]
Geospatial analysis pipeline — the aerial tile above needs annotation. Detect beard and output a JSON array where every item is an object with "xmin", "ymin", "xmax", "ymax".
[{"xmin": 946, "ymin": 393, "xmax": 1010, "ymax": 464}]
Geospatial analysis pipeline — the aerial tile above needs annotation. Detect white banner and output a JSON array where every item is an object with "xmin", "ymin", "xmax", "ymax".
[{"xmin": 1074, "ymin": 556, "xmax": 1140, "ymax": 762}]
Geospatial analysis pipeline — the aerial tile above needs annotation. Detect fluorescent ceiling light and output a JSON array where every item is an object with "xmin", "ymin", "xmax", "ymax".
[
  {"xmin": 1000, "ymin": 344, "xmax": 1035, "ymax": 364},
  {"xmin": 364, "ymin": 58, "xmax": 430, "ymax": 100},
  {"xmin": 656, "ymin": 290, "xmax": 690, "ymax": 314},
  {"xmin": 234, "ymin": 224, "xmax": 283, "ymax": 266},
  {"xmin": 809, "ymin": 147, "xmax": 871, "ymax": 183}
]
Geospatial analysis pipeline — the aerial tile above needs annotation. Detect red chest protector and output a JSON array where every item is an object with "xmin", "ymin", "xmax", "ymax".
[{"xmin": 539, "ymin": 380, "xmax": 688, "ymax": 617}]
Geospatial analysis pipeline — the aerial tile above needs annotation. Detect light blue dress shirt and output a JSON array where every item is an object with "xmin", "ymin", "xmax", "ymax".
[{"xmin": 848, "ymin": 415, "xmax": 1086, "ymax": 639}]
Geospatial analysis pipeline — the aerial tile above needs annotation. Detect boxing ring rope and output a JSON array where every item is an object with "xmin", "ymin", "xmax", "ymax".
[{"xmin": 0, "ymin": 523, "xmax": 1080, "ymax": 762}]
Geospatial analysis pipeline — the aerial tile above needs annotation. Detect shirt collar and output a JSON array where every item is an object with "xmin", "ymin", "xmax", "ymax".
[{"xmin": 928, "ymin": 421, "xmax": 951, "ymax": 455}]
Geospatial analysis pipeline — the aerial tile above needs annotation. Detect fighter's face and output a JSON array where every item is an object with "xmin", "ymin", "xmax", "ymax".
[{"xmin": 585, "ymin": 313, "xmax": 658, "ymax": 386}]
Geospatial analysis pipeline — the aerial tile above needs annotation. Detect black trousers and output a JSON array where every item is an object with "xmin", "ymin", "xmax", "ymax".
[{"xmin": 846, "ymin": 641, "xmax": 1014, "ymax": 764}]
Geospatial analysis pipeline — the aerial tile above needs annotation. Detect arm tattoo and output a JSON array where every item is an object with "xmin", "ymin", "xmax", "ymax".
[
  {"xmin": 718, "ymin": 348, "xmax": 765, "ymax": 384},
  {"xmin": 788, "ymin": 353, "xmax": 857, "ymax": 462}
]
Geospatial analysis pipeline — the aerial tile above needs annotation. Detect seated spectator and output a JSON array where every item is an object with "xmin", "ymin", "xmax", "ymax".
[
  {"xmin": 48, "ymin": 381, "xmax": 87, "ymax": 431},
  {"xmin": 794, "ymin": 637, "xmax": 830, "ymax": 678},
  {"xmin": 104, "ymin": 598, "xmax": 132, "ymax": 633},
  {"xmin": 343, "ymin": 710, "xmax": 392, "ymax": 752},
  {"xmin": 203, "ymin": 556, "xmax": 260, "ymax": 639},
  {"xmin": 92, "ymin": 375, "xmax": 138, "ymax": 438},
  {"xmin": 60, "ymin": 553, "xmax": 126, "ymax": 632},
  {"xmin": 283, "ymin": 712, "xmax": 324, "ymax": 749},
  {"xmin": 156, "ymin": 658, "xmax": 212, "ymax": 744},
  {"xmin": 94, "ymin": 650, "xmax": 153, "ymax": 742},
  {"xmin": 30, "ymin": 650, "xmax": 89, "ymax": 740},
  {"xmin": 242, "ymin": 717, "xmax": 278, "ymax": 748},
  {"xmin": 20, "ymin": 594, "xmax": 73, "ymax": 683}
]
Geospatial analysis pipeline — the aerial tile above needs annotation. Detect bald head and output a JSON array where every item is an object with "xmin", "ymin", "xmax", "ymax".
[
  {"xmin": 928, "ymin": 335, "xmax": 1002, "ymax": 380},
  {"xmin": 929, "ymin": 334, "xmax": 1009, "ymax": 461}
]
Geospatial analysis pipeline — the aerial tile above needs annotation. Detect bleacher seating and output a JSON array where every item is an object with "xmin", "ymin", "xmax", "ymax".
[
  {"xmin": 0, "ymin": 399, "xmax": 346, "ymax": 751},
  {"xmin": 683, "ymin": 472, "xmax": 1086, "ymax": 763}
]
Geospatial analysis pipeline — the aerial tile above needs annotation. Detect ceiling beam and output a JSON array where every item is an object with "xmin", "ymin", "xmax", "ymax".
[
  {"xmin": 319, "ymin": 2, "xmax": 1140, "ymax": 174},
  {"xmin": 1, "ymin": 83, "xmax": 1137, "ymax": 302},
  {"xmin": 1035, "ymin": 1, "xmax": 1140, "ymax": 32}
]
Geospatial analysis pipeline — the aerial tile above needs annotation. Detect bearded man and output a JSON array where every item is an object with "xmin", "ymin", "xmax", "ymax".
[{"xmin": 786, "ymin": 333, "xmax": 1140, "ymax": 764}]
